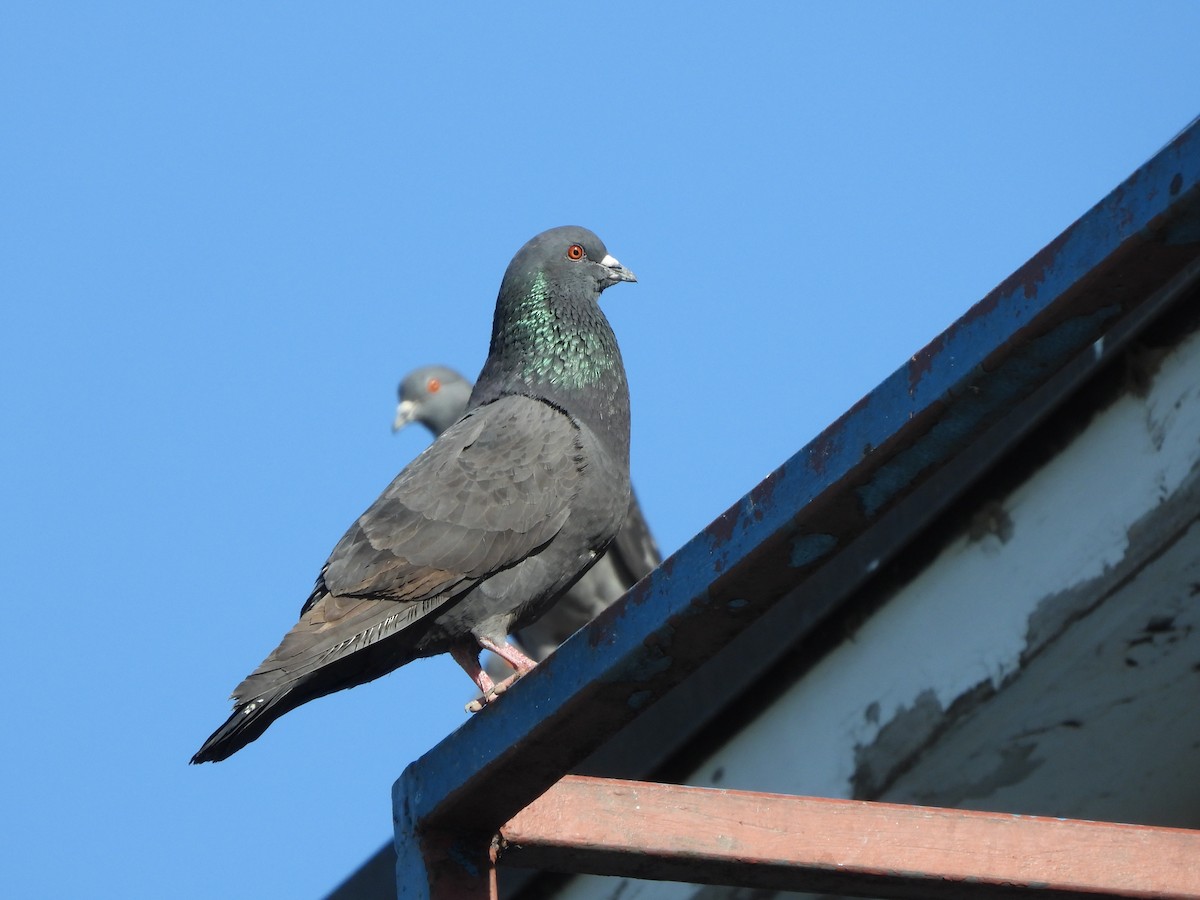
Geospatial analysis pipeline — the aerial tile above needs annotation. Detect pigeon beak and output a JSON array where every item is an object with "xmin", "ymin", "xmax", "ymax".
[
  {"xmin": 600, "ymin": 253, "xmax": 637, "ymax": 285},
  {"xmin": 392, "ymin": 399, "xmax": 419, "ymax": 433}
]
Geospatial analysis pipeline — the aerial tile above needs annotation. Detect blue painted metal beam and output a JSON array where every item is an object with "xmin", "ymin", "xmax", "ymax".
[{"xmin": 394, "ymin": 116, "xmax": 1200, "ymax": 899}]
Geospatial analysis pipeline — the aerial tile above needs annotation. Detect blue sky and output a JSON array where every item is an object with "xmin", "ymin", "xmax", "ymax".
[{"xmin": 3, "ymin": 3, "xmax": 1199, "ymax": 897}]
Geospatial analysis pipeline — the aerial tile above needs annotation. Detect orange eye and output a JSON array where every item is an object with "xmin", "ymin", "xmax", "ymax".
[
  {"xmin": 427, "ymin": 378, "xmax": 441, "ymax": 393},
  {"xmin": 567, "ymin": 244, "xmax": 585, "ymax": 260}
]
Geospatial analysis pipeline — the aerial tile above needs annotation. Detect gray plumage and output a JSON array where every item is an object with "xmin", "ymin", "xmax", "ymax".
[
  {"xmin": 393, "ymin": 365, "xmax": 661, "ymax": 667},
  {"xmin": 192, "ymin": 226, "xmax": 636, "ymax": 763}
]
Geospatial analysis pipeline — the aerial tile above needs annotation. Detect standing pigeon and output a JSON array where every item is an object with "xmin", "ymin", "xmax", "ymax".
[
  {"xmin": 192, "ymin": 226, "xmax": 637, "ymax": 763},
  {"xmin": 393, "ymin": 365, "xmax": 660, "ymax": 668}
]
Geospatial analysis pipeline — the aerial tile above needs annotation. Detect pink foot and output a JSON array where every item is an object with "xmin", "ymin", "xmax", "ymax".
[
  {"xmin": 463, "ymin": 638, "xmax": 539, "ymax": 713},
  {"xmin": 465, "ymin": 674, "xmax": 521, "ymax": 713}
]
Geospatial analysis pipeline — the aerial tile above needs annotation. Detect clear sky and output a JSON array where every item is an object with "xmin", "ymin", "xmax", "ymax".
[{"xmin": 3, "ymin": 3, "xmax": 1199, "ymax": 897}]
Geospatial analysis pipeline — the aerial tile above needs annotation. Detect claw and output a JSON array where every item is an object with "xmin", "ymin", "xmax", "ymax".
[{"xmin": 464, "ymin": 671, "xmax": 523, "ymax": 713}]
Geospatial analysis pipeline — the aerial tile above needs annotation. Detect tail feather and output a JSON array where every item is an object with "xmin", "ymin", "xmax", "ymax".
[
  {"xmin": 191, "ymin": 589, "xmax": 452, "ymax": 763},
  {"xmin": 190, "ymin": 691, "xmax": 295, "ymax": 764}
]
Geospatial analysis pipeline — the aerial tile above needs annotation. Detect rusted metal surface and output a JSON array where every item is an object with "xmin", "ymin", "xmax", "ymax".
[
  {"xmin": 395, "ymin": 791, "xmax": 498, "ymax": 900},
  {"xmin": 498, "ymin": 776, "xmax": 1200, "ymax": 900},
  {"xmin": 415, "ymin": 831, "xmax": 497, "ymax": 900},
  {"xmin": 393, "ymin": 120, "xmax": 1200, "ymax": 900}
]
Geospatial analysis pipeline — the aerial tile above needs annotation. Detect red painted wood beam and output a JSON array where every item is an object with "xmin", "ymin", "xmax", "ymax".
[{"xmin": 496, "ymin": 776, "xmax": 1200, "ymax": 900}]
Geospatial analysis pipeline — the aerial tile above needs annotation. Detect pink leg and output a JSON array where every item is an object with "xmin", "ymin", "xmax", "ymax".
[
  {"xmin": 463, "ymin": 638, "xmax": 540, "ymax": 712},
  {"xmin": 478, "ymin": 636, "xmax": 538, "ymax": 675},
  {"xmin": 449, "ymin": 643, "xmax": 496, "ymax": 697}
]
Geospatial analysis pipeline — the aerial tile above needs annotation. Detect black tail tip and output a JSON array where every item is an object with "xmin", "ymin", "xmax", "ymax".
[
  {"xmin": 190, "ymin": 694, "xmax": 279, "ymax": 765},
  {"xmin": 190, "ymin": 733, "xmax": 237, "ymax": 765},
  {"xmin": 189, "ymin": 747, "xmax": 221, "ymax": 765}
]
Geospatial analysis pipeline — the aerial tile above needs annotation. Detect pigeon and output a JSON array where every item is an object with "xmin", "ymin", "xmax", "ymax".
[
  {"xmin": 393, "ymin": 365, "xmax": 661, "ymax": 670},
  {"xmin": 192, "ymin": 226, "xmax": 637, "ymax": 763},
  {"xmin": 392, "ymin": 365, "xmax": 474, "ymax": 436}
]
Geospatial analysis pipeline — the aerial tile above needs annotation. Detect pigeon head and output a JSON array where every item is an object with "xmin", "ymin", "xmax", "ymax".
[
  {"xmin": 472, "ymin": 225, "xmax": 636, "ymax": 466},
  {"xmin": 475, "ymin": 225, "xmax": 636, "ymax": 402},
  {"xmin": 393, "ymin": 365, "xmax": 472, "ymax": 436},
  {"xmin": 500, "ymin": 225, "xmax": 637, "ymax": 299}
]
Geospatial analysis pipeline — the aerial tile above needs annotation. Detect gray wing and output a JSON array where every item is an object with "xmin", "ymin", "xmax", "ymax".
[
  {"xmin": 232, "ymin": 395, "xmax": 584, "ymax": 700},
  {"xmin": 320, "ymin": 397, "xmax": 580, "ymax": 600}
]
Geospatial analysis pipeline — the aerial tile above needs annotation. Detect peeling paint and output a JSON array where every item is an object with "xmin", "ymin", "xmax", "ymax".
[
  {"xmin": 622, "ymin": 650, "xmax": 673, "ymax": 683},
  {"xmin": 852, "ymin": 689, "xmax": 947, "ymax": 797},
  {"xmin": 852, "ymin": 680, "xmax": 1002, "ymax": 799},
  {"xmin": 788, "ymin": 533, "xmax": 837, "ymax": 568},
  {"xmin": 912, "ymin": 742, "xmax": 1043, "ymax": 809},
  {"xmin": 627, "ymin": 690, "xmax": 653, "ymax": 711}
]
